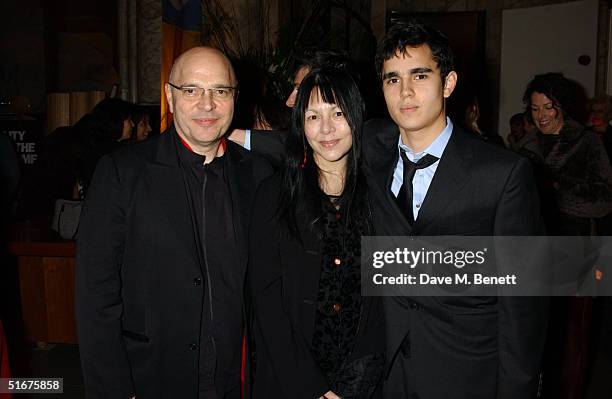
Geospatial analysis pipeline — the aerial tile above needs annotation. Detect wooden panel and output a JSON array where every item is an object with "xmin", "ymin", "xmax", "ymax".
[
  {"xmin": 8, "ymin": 242, "xmax": 75, "ymax": 257},
  {"xmin": 18, "ymin": 257, "xmax": 49, "ymax": 342},
  {"xmin": 47, "ymin": 92, "xmax": 70, "ymax": 134},
  {"xmin": 44, "ymin": 258, "xmax": 77, "ymax": 343},
  {"xmin": 13, "ymin": 244, "xmax": 78, "ymax": 344}
]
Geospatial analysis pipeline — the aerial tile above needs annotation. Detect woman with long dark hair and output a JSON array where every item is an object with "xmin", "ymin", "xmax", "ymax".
[{"xmin": 248, "ymin": 68, "xmax": 385, "ymax": 399}]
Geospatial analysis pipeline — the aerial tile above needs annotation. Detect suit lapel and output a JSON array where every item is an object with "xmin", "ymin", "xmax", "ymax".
[
  {"xmin": 145, "ymin": 129, "xmax": 199, "ymax": 260},
  {"xmin": 366, "ymin": 122, "xmax": 413, "ymax": 234},
  {"xmin": 413, "ymin": 127, "xmax": 473, "ymax": 231},
  {"xmin": 224, "ymin": 142, "xmax": 253, "ymax": 256}
]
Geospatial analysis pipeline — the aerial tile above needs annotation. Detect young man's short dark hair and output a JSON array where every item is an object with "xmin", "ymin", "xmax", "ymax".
[{"xmin": 375, "ymin": 20, "xmax": 455, "ymax": 81}]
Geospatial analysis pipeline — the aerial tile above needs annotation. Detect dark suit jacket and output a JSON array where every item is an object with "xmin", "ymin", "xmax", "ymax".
[
  {"xmin": 247, "ymin": 175, "xmax": 385, "ymax": 399},
  {"xmin": 363, "ymin": 119, "xmax": 548, "ymax": 399},
  {"xmin": 249, "ymin": 129, "xmax": 287, "ymax": 165},
  {"xmin": 75, "ymin": 128, "xmax": 273, "ymax": 399}
]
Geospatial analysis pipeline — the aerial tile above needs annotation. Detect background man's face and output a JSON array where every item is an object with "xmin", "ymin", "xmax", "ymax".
[
  {"xmin": 286, "ymin": 66, "xmax": 310, "ymax": 108},
  {"xmin": 523, "ymin": 116, "xmax": 538, "ymax": 135},
  {"xmin": 166, "ymin": 51, "xmax": 235, "ymax": 150},
  {"xmin": 589, "ymin": 102, "xmax": 609, "ymax": 132},
  {"xmin": 381, "ymin": 45, "xmax": 455, "ymax": 138},
  {"xmin": 510, "ymin": 120, "xmax": 524, "ymax": 137}
]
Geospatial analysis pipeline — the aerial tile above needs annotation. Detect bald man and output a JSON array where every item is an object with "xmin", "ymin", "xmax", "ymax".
[{"xmin": 76, "ymin": 47, "xmax": 273, "ymax": 399}]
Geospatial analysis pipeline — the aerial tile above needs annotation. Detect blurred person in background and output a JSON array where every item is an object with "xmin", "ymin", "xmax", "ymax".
[
  {"xmin": 523, "ymin": 73, "xmax": 612, "ymax": 234},
  {"xmin": 507, "ymin": 112, "xmax": 528, "ymax": 150},
  {"xmin": 130, "ymin": 105, "xmax": 153, "ymax": 141},
  {"xmin": 523, "ymin": 72, "xmax": 612, "ymax": 399},
  {"xmin": 587, "ymin": 95, "xmax": 612, "ymax": 159},
  {"xmin": 506, "ymin": 112, "xmax": 540, "ymax": 160},
  {"xmin": 450, "ymin": 87, "xmax": 504, "ymax": 146},
  {"xmin": 17, "ymin": 98, "xmax": 133, "ymax": 222},
  {"xmin": 75, "ymin": 98, "xmax": 133, "ymax": 198},
  {"xmin": 91, "ymin": 98, "xmax": 134, "ymax": 142},
  {"xmin": 232, "ymin": 58, "xmax": 290, "ymax": 132},
  {"xmin": 285, "ymin": 49, "xmax": 351, "ymax": 108}
]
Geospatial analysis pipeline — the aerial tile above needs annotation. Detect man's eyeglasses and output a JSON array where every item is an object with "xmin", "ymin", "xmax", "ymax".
[{"xmin": 168, "ymin": 82, "xmax": 238, "ymax": 100}]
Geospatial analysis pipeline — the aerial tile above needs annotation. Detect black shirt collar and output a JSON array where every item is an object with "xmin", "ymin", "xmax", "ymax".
[{"xmin": 174, "ymin": 131, "xmax": 226, "ymax": 177}]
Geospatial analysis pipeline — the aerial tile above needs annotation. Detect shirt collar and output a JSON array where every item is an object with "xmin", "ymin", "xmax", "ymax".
[
  {"xmin": 175, "ymin": 131, "xmax": 227, "ymax": 164},
  {"xmin": 176, "ymin": 132, "xmax": 206, "ymax": 165},
  {"xmin": 175, "ymin": 131, "xmax": 226, "ymax": 177},
  {"xmin": 398, "ymin": 117, "xmax": 453, "ymax": 159}
]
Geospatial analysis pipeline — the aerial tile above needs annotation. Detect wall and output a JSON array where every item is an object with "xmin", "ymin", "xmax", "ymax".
[
  {"xmin": 45, "ymin": 0, "xmax": 118, "ymax": 94},
  {"xmin": 0, "ymin": 1, "xmax": 46, "ymax": 114},
  {"xmin": 498, "ymin": 0, "xmax": 599, "ymax": 138}
]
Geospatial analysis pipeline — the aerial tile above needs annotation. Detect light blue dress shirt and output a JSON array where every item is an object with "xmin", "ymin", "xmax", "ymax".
[
  {"xmin": 391, "ymin": 117, "xmax": 453, "ymax": 219},
  {"xmin": 244, "ymin": 129, "xmax": 252, "ymax": 150}
]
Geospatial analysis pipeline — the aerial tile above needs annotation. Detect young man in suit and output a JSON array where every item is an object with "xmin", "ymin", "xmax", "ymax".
[
  {"xmin": 75, "ymin": 47, "xmax": 272, "ymax": 399},
  {"xmin": 365, "ymin": 21, "xmax": 547, "ymax": 399}
]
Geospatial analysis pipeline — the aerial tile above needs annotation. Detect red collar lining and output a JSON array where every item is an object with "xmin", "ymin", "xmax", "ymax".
[{"xmin": 178, "ymin": 134, "xmax": 227, "ymax": 155}]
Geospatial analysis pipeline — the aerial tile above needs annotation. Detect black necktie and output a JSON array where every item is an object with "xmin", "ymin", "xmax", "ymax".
[{"xmin": 396, "ymin": 152, "xmax": 439, "ymax": 224}]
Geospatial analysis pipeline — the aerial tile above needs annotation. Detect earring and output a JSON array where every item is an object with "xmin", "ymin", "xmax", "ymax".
[{"xmin": 299, "ymin": 150, "xmax": 307, "ymax": 169}]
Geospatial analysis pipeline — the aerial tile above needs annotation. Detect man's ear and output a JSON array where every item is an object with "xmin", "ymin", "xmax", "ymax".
[
  {"xmin": 164, "ymin": 83, "xmax": 174, "ymax": 114},
  {"xmin": 443, "ymin": 71, "xmax": 458, "ymax": 99}
]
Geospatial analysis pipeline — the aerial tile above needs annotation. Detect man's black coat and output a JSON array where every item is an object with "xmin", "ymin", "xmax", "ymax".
[{"xmin": 75, "ymin": 128, "xmax": 272, "ymax": 398}]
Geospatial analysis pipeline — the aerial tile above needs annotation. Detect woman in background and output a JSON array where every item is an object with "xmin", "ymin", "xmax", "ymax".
[
  {"xmin": 75, "ymin": 98, "xmax": 133, "ymax": 197},
  {"xmin": 248, "ymin": 67, "xmax": 384, "ymax": 399},
  {"xmin": 523, "ymin": 72, "xmax": 612, "ymax": 399},
  {"xmin": 523, "ymin": 73, "xmax": 612, "ymax": 234}
]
